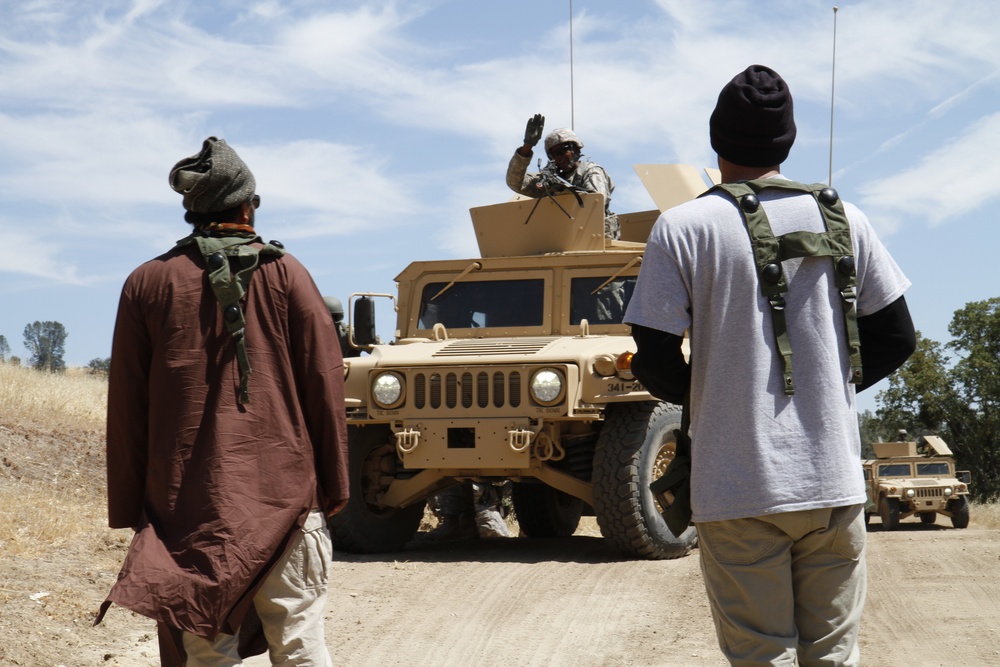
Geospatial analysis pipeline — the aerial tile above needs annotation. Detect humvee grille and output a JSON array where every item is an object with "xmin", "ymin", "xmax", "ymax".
[
  {"xmin": 914, "ymin": 488, "xmax": 944, "ymax": 498},
  {"xmin": 413, "ymin": 369, "xmax": 524, "ymax": 411},
  {"xmin": 433, "ymin": 337, "xmax": 558, "ymax": 357}
]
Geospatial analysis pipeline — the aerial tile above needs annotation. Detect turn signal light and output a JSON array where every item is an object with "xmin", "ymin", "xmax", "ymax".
[{"xmin": 616, "ymin": 351, "xmax": 635, "ymax": 380}]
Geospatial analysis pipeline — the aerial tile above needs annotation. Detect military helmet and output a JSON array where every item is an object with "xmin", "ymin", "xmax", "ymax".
[
  {"xmin": 324, "ymin": 296, "xmax": 345, "ymax": 323},
  {"xmin": 544, "ymin": 128, "xmax": 583, "ymax": 153}
]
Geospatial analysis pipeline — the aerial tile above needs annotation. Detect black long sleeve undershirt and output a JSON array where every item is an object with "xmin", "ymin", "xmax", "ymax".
[
  {"xmin": 630, "ymin": 327, "xmax": 689, "ymax": 404},
  {"xmin": 855, "ymin": 295, "xmax": 916, "ymax": 391},
  {"xmin": 629, "ymin": 294, "xmax": 916, "ymax": 399}
]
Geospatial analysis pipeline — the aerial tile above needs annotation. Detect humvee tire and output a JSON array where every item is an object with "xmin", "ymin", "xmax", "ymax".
[
  {"xmin": 919, "ymin": 511, "xmax": 937, "ymax": 525},
  {"xmin": 948, "ymin": 496, "xmax": 970, "ymax": 529},
  {"xmin": 329, "ymin": 425, "xmax": 425, "ymax": 553},
  {"xmin": 592, "ymin": 401, "xmax": 698, "ymax": 560},
  {"xmin": 879, "ymin": 497, "xmax": 900, "ymax": 530},
  {"xmin": 511, "ymin": 482, "xmax": 584, "ymax": 538}
]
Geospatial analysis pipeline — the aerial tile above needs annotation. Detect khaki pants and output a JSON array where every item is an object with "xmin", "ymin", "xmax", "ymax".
[
  {"xmin": 182, "ymin": 510, "xmax": 334, "ymax": 666},
  {"xmin": 696, "ymin": 504, "xmax": 867, "ymax": 667}
]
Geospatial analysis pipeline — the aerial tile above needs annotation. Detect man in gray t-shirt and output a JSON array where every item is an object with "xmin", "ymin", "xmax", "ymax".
[{"xmin": 625, "ymin": 65, "xmax": 915, "ymax": 666}]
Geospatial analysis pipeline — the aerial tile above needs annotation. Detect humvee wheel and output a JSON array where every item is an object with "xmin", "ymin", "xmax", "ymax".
[
  {"xmin": 592, "ymin": 401, "xmax": 697, "ymax": 560},
  {"xmin": 511, "ymin": 482, "xmax": 583, "ymax": 538},
  {"xmin": 919, "ymin": 511, "xmax": 937, "ymax": 525},
  {"xmin": 948, "ymin": 496, "xmax": 970, "ymax": 529},
  {"xmin": 879, "ymin": 497, "xmax": 900, "ymax": 530},
  {"xmin": 329, "ymin": 426, "xmax": 425, "ymax": 553}
]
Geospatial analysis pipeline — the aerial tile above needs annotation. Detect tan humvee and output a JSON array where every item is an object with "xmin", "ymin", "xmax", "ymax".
[
  {"xmin": 327, "ymin": 165, "xmax": 718, "ymax": 560},
  {"xmin": 862, "ymin": 435, "xmax": 971, "ymax": 530}
]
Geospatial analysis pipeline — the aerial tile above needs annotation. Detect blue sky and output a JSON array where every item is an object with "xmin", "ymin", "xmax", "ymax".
[{"xmin": 1, "ymin": 0, "xmax": 998, "ymax": 414}]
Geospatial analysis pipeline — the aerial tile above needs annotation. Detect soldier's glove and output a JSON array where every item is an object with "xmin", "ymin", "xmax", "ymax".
[{"xmin": 523, "ymin": 113, "xmax": 545, "ymax": 147}]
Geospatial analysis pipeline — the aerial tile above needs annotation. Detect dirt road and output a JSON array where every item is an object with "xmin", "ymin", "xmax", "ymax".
[
  {"xmin": 315, "ymin": 520, "xmax": 1000, "ymax": 667},
  {"xmin": 8, "ymin": 515, "xmax": 997, "ymax": 667}
]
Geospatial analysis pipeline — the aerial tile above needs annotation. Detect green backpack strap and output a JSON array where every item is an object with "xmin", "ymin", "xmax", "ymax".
[
  {"xmin": 707, "ymin": 180, "xmax": 862, "ymax": 395},
  {"xmin": 176, "ymin": 233, "xmax": 287, "ymax": 404}
]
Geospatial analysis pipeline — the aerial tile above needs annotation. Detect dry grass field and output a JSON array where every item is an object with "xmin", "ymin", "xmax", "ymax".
[{"xmin": 2, "ymin": 362, "xmax": 999, "ymax": 666}]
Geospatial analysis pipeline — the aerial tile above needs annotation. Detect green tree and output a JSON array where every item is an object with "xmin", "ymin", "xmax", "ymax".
[
  {"xmin": 857, "ymin": 409, "xmax": 888, "ymax": 459},
  {"xmin": 22, "ymin": 321, "xmax": 67, "ymax": 373},
  {"xmin": 0, "ymin": 334, "xmax": 9, "ymax": 362},
  {"xmin": 87, "ymin": 356, "xmax": 111, "ymax": 375},
  {"xmin": 876, "ymin": 332, "xmax": 957, "ymax": 437},
  {"xmin": 946, "ymin": 298, "xmax": 1000, "ymax": 498}
]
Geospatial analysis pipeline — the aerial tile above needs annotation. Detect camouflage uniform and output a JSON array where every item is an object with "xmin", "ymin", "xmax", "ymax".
[{"xmin": 505, "ymin": 151, "xmax": 620, "ymax": 240}]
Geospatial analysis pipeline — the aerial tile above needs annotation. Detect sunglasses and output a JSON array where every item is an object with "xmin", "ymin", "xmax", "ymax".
[
  {"xmin": 251, "ymin": 194, "xmax": 260, "ymax": 209},
  {"xmin": 547, "ymin": 142, "xmax": 577, "ymax": 158}
]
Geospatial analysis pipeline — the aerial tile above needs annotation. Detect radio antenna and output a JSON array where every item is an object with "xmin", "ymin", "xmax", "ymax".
[
  {"xmin": 569, "ymin": 0, "xmax": 575, "ymax": 130},
  {"xmin": 828, "ymin": 5, "xmax": 839, "ymax": 185}
]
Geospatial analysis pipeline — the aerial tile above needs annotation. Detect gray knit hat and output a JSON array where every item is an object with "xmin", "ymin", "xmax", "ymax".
[
  {"xmin": 710, "ymin": 65, "xmax": 796, "ymax": 167},
  {"xmin": 169, "ymin": 137, "xmax": 256, "ymax": 213}
]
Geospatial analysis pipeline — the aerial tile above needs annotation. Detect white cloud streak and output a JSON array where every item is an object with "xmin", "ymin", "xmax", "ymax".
[{"xmin": 860, "ymin": 112, "xmax": 1000, "ymax": 234}]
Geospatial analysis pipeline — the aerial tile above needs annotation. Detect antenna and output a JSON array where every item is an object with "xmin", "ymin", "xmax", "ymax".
[
  {"xmin": 828, "ymin": 5, "xmax": 839, "ymax": 185},
  {"xmin": 569, "ymin": 0, "xmax": 575, "ymax": 130}
]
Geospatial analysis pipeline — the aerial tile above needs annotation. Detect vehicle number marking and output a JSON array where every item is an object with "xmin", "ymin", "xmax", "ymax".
[{"xmin": 607, "ymin": 381, "xmax": 642, "ymax": 393}]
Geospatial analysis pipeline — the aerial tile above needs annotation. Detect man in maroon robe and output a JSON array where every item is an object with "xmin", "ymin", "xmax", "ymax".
[{"xmin": 98, "ymin": 137, "xmax": 349, "ymax": 666}]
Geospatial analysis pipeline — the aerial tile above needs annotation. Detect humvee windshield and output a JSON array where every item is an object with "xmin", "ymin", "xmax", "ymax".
[
  {"xmin": 878, "ymin": 463, "xmax": 913, "ymax": 477},
  {"xmin": 416, "ymin": 275, "xmax": 638, "ymax": 330},
  {"xmin": 917, "ymin": 462, "xmax": 951, "ymax": 476},
  {"xmin": 418, "ymin": 279, "xmax": 545, "ymax": 329}
]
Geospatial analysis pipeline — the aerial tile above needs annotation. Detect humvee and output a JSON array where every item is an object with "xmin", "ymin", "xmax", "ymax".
[
  {"xmin": 327, "ymin": 165, "xmax": 718, "ymax": 560},
  {"xmin": 863, "ymin": 435, "xmax": 971, "ymax": 530}
]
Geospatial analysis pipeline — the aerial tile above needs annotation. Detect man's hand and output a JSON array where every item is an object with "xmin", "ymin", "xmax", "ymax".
[{"xmin": 523, "ymin": 113, "xmax": 545, "ymax": 147}]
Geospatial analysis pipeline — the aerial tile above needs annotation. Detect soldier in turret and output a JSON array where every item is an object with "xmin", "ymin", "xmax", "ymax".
[{"xmin": 506, "ymin": 113, "xmax": 619, "ymax": 240}]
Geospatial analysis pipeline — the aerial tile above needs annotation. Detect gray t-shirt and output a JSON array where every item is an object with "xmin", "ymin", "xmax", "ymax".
[{"xmin": 625, "ymin": 178, "xmax": 910, "ymax": 523}]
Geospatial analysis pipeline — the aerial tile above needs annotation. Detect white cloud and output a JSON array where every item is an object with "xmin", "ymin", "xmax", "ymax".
[
  {"xmin": 239, "ymin": 139, "xmax": 416, "ymax": 238},
  {"xmin": 0, "ymin": 226, "xmax": 87, "ymax": 284},
  {"xmin": 860, "ymin": 112, "xmax": 1000, "ymax": 233}
]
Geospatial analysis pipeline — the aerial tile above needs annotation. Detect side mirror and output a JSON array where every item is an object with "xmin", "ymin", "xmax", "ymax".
[{"xmin": 353, "ymin": 296, "xmax": 377, "ymax": 347}]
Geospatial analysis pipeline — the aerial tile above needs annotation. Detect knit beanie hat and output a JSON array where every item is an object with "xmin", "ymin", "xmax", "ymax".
[
  {"xmin": 169, "ymin": 137, "xmax": 256, "ymax": 213},
  {"xmin": 709, "ymin": 65, "xmax": 796, "ymax": 167}
]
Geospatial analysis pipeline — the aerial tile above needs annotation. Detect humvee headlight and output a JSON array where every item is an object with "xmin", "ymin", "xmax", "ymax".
[
  {"xmin": 593, "ymin": 354, "xmax": 616, "ymax": 377},
  {"xmin": 372, "ymin": 372, "xmax": 404, "ymax": 409},
  {"xmin": 531, "ymin": 368, "xmax": 565, "ymax": 405},
  {"xmin": 943, "ymin": 487, "xmax": 953, "ymax": 497},
  {"xmin": 905, "ymin": 489, "xmax": 915, "ymax": 499}
]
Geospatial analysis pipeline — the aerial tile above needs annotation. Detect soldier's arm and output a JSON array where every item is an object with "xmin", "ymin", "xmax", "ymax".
[{"xmin": 506, "ymin": 150, "xmax": 544, "ymax": 197}]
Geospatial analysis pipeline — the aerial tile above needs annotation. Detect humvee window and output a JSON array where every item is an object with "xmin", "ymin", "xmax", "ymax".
[
  {"xmin": 569, "ymin": 276, "xmax": 636, "ymax": 325},
  {"xmin": 878, "ymin": 463, "xmax": 913, "ymax": 477},
  {"xmin": 917, "ymin": 462, "xmax": 950, "ymax": 476},
  {"xmin": 418, "ymin": 279, "xmax": 544, "ymax": 329}
]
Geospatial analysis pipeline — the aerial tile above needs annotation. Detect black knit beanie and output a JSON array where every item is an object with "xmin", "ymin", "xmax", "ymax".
[{"xmin": 710, "ymin": 65, "xmax": 796, "ymax": 167}]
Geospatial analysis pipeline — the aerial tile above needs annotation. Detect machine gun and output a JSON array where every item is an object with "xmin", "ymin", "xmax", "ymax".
[{"xmin": 523, "ymin": 159, "xmax": 590, "ymax": 226}]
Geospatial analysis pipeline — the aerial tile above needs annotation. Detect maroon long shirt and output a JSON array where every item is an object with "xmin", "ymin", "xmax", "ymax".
[{"xmin": 101, "ymin": 238, "xmax": 348, "ymax": 640}]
